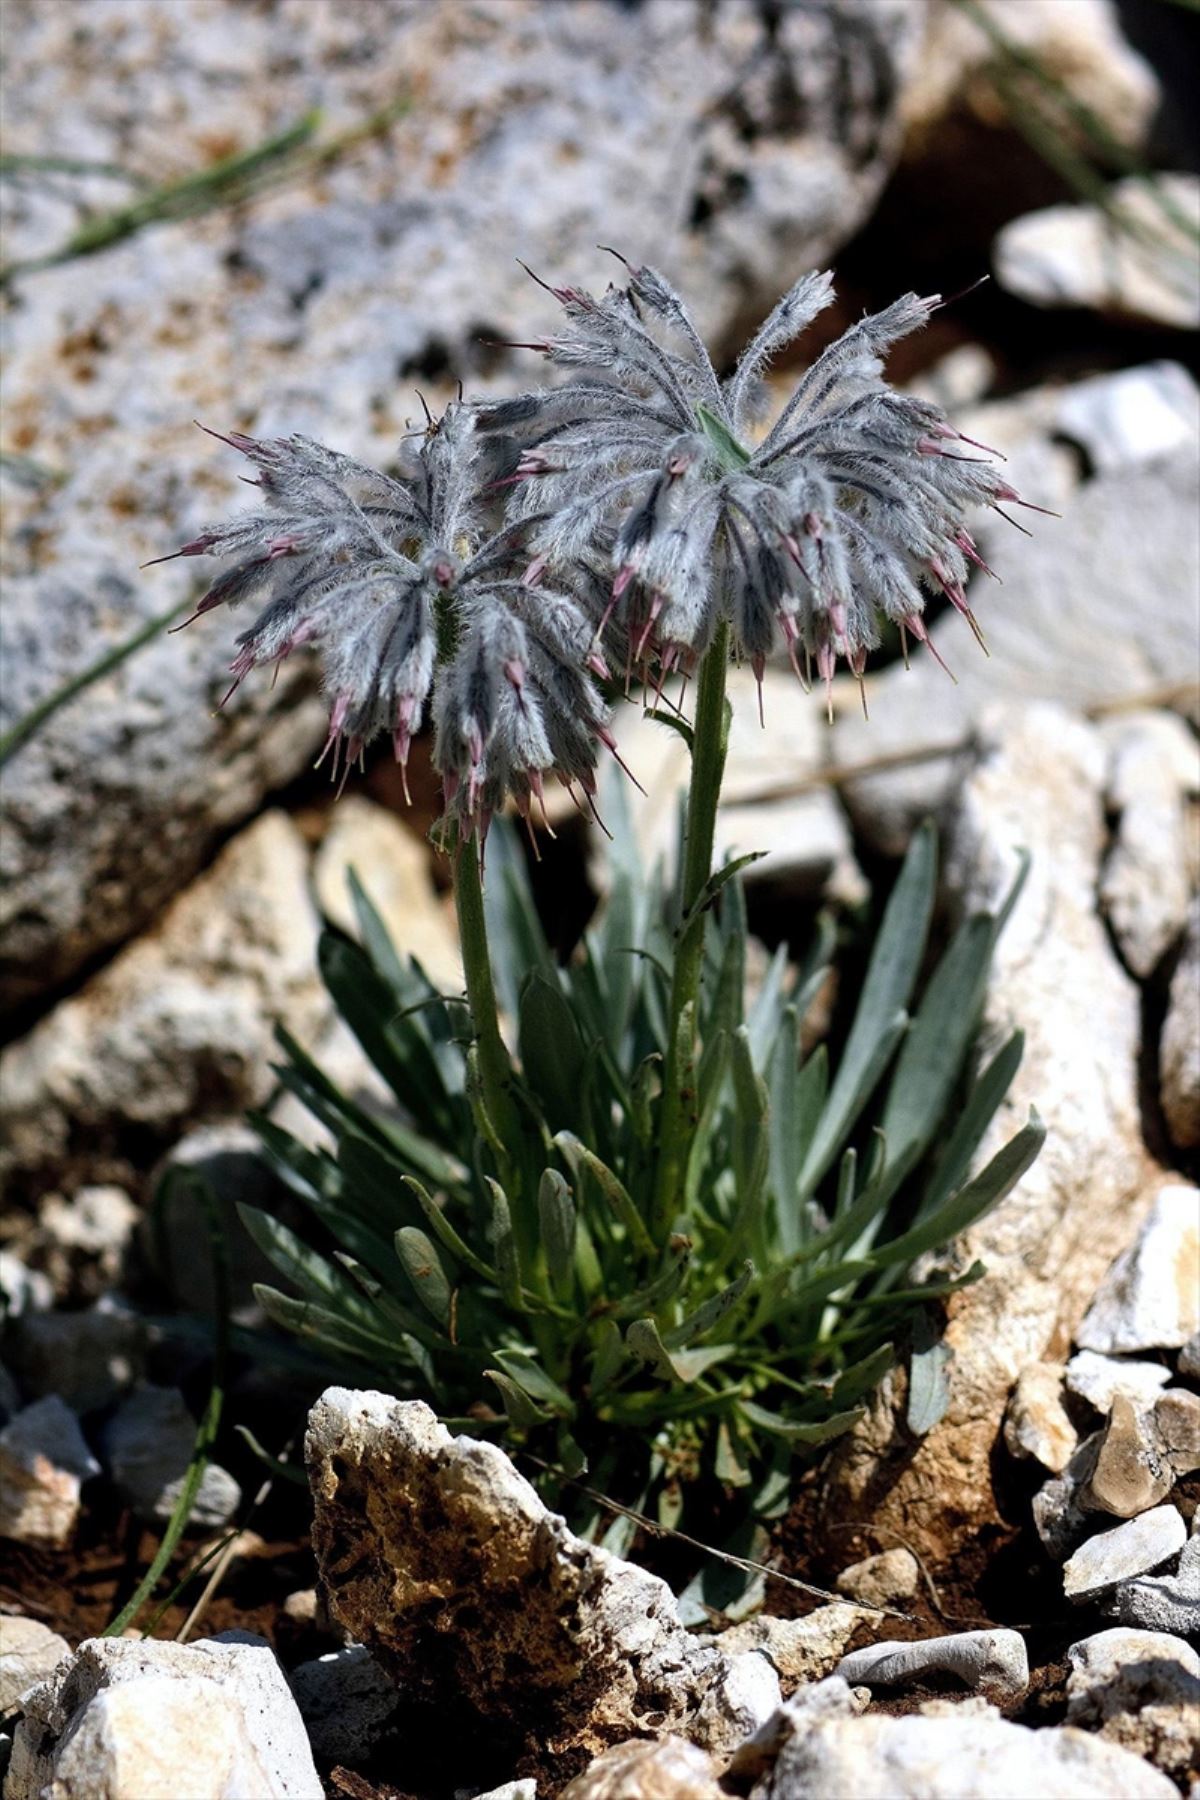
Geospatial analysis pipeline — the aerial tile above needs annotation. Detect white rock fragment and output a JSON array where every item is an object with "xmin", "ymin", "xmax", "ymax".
[
  {"xmin": 1004, "ymin": 1364, "xmax": 1077, "ymax": 1472},
  {"xmin": 718, "ymin": 1605, "xmax": 868, "ymax": 1685},
  {"xmin": 0, "ymin": 1618, "xmax": 70, "ymax": 1715},
  {"xmin": 835, "ymin": 1549, "xmax": 920, "ymax": 1610},
  {"xmin": 835, "ymin": 1630, "xmax": 1029, "ymax": 1702},
  {"xmin": 744, "ymin": 1707, "xmax": 1176, "ymax": 1798},
  {"xmin": 559, "ymin": 1735, "xmax": 720, "ymax": 1799},
  {"xmin": 468, "ymin": 1784, "xmax": 538, "ymax": 1800},
  {"xmin": 0, "ymin": 1395, "xmax": 99, "ymax": 1548},
  {"xmin": 1063, "ymin": 1506, "xmax": 1187, "ymax": 1602},
  {"xmin": 306, "ymin": 1390, "xmax": 780, "ymax": 1765},
  {"xmin": 1065, "ymin": 1350, "xmax": 1171, "ymax": 1415},
  {"xmin": 1084, "ymin": 1395, "xmax": 1174, "ymax": 1519},
  {"xmin": 0, "ymin": 1254, "xmax": 52, "ymax": 1318},
  {"xmin": 104, "ymin": 1384, "xmax": 240, "ymax": 1528},
  {"xmin": 1056, "ymin": 362, "xmax": 1200, "ymax": 474},
  {"xmin": 994, "ymin": 174, "xmax": 1200, "ymax": 329},
  {"xmin": 1077, "ymin": 1185, "xmax": 1200, "ymax": 1353},
  {"xmin": 1099, "ymin": 709, "xmax": 1198, "ymax": 978},
  {"xmin": 1160, "ymin": 905, "xmax": 1200, "ymax": 1152},
  {"xmin": 6, "ymin": 1633, "xmax": 322, "ymax": 1800},
  {"xmin": 1067, "ymin": 1627, "xmax": 1200, "ymax": 1779},
  {"xmin": 1104, "ymin": 1535, "xmax": 1200, "ymax": 1637},
  {"xmin": 288, "ymin": 1644, "xmax": 399, "ymax": 1767}
]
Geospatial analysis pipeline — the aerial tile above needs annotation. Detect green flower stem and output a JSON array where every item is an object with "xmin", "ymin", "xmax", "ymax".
[
  {"xmin": 652, "ymin": 616, "xmax": 731, "ymax": 1238},
  {"xmin": 453, "ymin": 832, "xmax": 522, "ymax": 1155}
]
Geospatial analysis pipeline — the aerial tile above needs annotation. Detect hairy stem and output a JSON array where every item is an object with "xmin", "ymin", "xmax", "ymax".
[
  {"xmin": 652, "ymin": 616, "xmax": 731, "ymax": 1237},
  {"xmin": 453, "ymin": 832, "xmax": 521, "ymax": 1154}
]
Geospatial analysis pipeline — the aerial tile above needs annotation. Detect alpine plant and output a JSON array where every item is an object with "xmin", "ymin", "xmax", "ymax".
[
  {"xmin": 480, "ymin": 257, "xmax": 1038, "ymax": 711},
  {"xmin": 151, "ymin": 404, "xmax": 614, "ymax": 836},
  {"xmin": 157, "ymin": 258, "xmax": 1037, "ymax": 821}
]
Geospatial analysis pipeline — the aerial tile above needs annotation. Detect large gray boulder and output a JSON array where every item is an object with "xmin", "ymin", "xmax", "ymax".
[{"xmin": 0, "ymin": 0, "xmax": 924, "ymax": 1009}]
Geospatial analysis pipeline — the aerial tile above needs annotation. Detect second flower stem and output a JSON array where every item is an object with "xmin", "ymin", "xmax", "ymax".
[{"xmin": 652, "ymin": 616, "xmax": 730, "ymax": 1238}]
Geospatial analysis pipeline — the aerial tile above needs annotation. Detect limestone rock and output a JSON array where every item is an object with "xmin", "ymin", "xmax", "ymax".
[
  {"xmin": 1, "ymin": 0, "xmax": 923, "ymax": 1009},
  {"xmin": 1084, "ymin": 1395, "xmax": 1174, "ymax": 1519},
  {"xmin": 1066, "ymin": 1627, "xmax": 1200, "ymax": 1780},
  {"xmin": 1153, "ymin": 1387, "xmax": 1200, "ymax": 1476},
  {"xmin": 288, "ymin": 1644, "xmax": 400, "ymax": 1767},
  {"xmin": 306, "ymin": 1389, "xmax": 780, "ymax": 1766},
  {"xmin": 1160, "ymin": 906, "xmax": 1200, "ymax": 1152},
  {"xmin": 1077, "ymin": 1184, "xmax": 1200, "ymax": 1353},
  {"xmin": 718, "ymin": 1605, "xmax": 868, "ymax": 1687},
  {"xmin": 1033, "ymin": 1433, "xmax": 1103, "ymax": 1563},
  {"xmin": 746, "ymin": 1709, "xmax": 1178, "ymax": 1799},
  {"xmin": 1103, "ymin": 1534, "xmax": 1199, "ymax": 1637},
  {"xmin": 1063, "ymin": 1506, "xmax": 1187, "ymax": 1602},
  {"xmin": 560, "ymin": 1736, "xmax": 721, "ymax": 1800},
  {"xmin": 835, "ymin": 1630, "xmax": 1029, "ymax": 1702},
  {"xmin": 994, "ymin": 175, "xmax": 1200, "ymax": 329},
  {"xmin": 104, "ymin": 1384, "xmax": 241, "ymax": 1529},
  {"xmin": 0, "ymin": 1396, "xmax": 100, "ymax": 1548},
  {"xmin": 1099, "ymin": 709, "xmax": 1198, "ymax": 978},
  {"xmin": 0, "ymin": 1618, "xmax": 70, "ymax": 1716},
  {"xmin": 34, "ymin": 1186, "xmax": 139, "ymax": 1301},
  {"xmin": 1065, "ymin": 1350, "xmax": 1171, "ymax": 1416},
  {"xmin": 0, "ymin": 811, "xmax": 326, "ymax": 1190},
  {"xmin": 1178, "ymin": 1331, "xmax": 1200, "ymax": 1381},
  {"xmin": 1004, "ymin": 1363, "xmax": 1077, "ymax": 1473},
  {"xmin": 6, "ymin": 1633, "xmax": 321, "ymax": 1800},
  {"xmin": 835, "ymin": 1549, "xmax": 920, "ymax": 1610},
  {"xmin": 1056, "ymin": 363, "xmax": 1200, "ymax": 476},
  {"xmin": 825, "ymin": 705, "xmax": 1151, "ymax": 1562},
  {"xmin": 312, "ymin": 795, "xmax": 462, "ymax": 994}
]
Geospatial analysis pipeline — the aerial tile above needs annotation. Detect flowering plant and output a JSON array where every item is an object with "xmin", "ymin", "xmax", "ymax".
[{"xmin": 162, "ymin": 261, "xmax": 1043, "ymax": 1525}]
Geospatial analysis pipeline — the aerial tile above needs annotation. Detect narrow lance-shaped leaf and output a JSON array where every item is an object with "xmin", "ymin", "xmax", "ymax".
[{"xmin": 395, "ymin": 1227, "xmax": 453, "ymax": 1326}]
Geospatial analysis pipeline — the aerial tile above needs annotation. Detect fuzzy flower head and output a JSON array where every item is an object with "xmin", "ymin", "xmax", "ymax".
[
  {"xmin": 152, "ymin": 403, "xmax": 612, "ymax": 837},
  {"xmin": 480, "ymin": 257, "xmax": 1038, "ymax": 709}
]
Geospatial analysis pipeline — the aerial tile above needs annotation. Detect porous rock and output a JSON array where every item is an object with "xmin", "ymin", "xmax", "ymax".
[
  {"xmin": 0, "ymin": 811, "xmax": 326, "ymax": 1191},
  {"xmin": 825, "ymin": 705, "xmax": 1153, "ymax": 1561},
  {"xmin": 0, "ymin": 1618, "xmax": 70, "ymax": 1716},
  {"xmin": 104, "ymin": 1384, "xmax": 241, "ymax": 1528},
  {"xmin": 1099, "ymin": 709, "xmax": 1198, "ymax": 979},
  {"xmin": 306, "ymin": 1390, "xmax": 780, "ymax": 1767},
  {"xmin": 1160, "ymin": 904, "xmax": 1200, "ymax": 1152},
  {"xmin": 0, "ymin": 1395, "xmax": 100, "ymax": 1549},
  {"xmin": 1004, "ymin": 1362, "xmax": 1077, "ymax": 1473},
  {"xmin": 835, "ymin": 1549, "xmax": 920, "ymax": 1609},
  {"xmin": 1103, "ymin": 1534, "xmax": 1200, "ymax": 1637},
  {"xmin": 718, "ymin": 1605, "xmax": 868, "ymax": 1687},
  {"xmin": 6, "ymin": 1633, "xmax": 321, "ymax": 1800},
  {"xmin": 1077, "ymin": 1184, "xmax": 1200, "ymax": 1354},
  {"xmin": 1, "ymin": 0, "xmax": 923, "ymax": 1010},
  {"xmin": 835, "ymin": 1629, "xmax": 1029, "ymax": 1702},
  {"xmin": 750, "ymin": 1714, "xmax": 1178, "ymax": 1798},
  {"xmin": 1083, "ymin": 1395, "xmax": 1174, "ymax": 1519},
  {"xmin": 559, "ymin": 1736, "xmax": 721, "ymax": 1800},
  {"xmin": 1065, "ymin": 1349, "xmax": 1171, "ymax": 1416},
  {"xmin": 1063, "ymin": 1505, "xmax": 1187, "ymax": 1602},
  {"xmin": 1066, "ymin": 1627, "xmax": 1200, "ymax": 1780},
  {"xmin": 288, "ymin": 1644, "xmax": 401, "ymax": 1767}
]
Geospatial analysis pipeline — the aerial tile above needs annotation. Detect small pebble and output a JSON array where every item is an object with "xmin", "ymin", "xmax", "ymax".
[
  {"xmin": 1076, "ymin": 1185, "xmax": 1199, "ymax": 1354},
  {"xmin": 0, "ymin": 1396, "xmax": 100, "ymax": 1548},
  {"xmin": 1084, "ymin": 1394, "xmax": 1174, "ymax": 1518},
  {"xmin": 1065, "ymin": 1349, "xmax": 1171, "ymax": 1414},
  {"xmin": 835, "ymin": 1630, "xmax": 1029, "ymax": 1702},
  {"xmin": 1063, "ymin": 1505, "xmax": 1187, "ymax": 1601},
  {"xmin": 835, "ymin": 1548, "xmax": 921, "ymax": 1609},
  {"xmin": 1004, "ymin": 1363, "xmax": 1077, "ymax": 1472},
  {"xmin": 1153, "ymin": 1387, "xmax": 1200, "ymax": 1475},
  {"xmin": 0, "ymin": 1617, "xmax": 70, "ymax": 1714}
]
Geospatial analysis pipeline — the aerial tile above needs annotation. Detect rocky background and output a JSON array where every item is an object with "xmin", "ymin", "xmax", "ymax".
[{"xmin": 1, "ymin": 1, "xmax": 1198, "ymax": 1797}]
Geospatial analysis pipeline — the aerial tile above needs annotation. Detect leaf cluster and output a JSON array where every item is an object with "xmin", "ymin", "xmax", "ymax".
[{"xmin": 244, "ymin": 813, "xmax": 1042, "ymax": 1522}]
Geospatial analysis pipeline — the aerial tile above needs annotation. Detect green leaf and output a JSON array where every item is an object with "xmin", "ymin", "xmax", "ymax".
[
  {"xmin": 237, "ymin": 1205, "xmax": 373, "ymax": 1323},
  {"xmin": 907, "ymin": 1312, "xmax": 953, "ymax": 1436},
  {"xmin": 665, "ymin": 1262, "xmax": 754, "ymax": 1349},
  {"xmin": 518, "ymin": 970, "xmax": 587, "ymax": 1133},
  {"xmin": 695, "ymin": 403, "xmax": 752, "ymax": 469},
  {"xmin": 485, "ymin": 1369, "xmax": 549, "ymax": 1427},
  {"xmin": 253, "ymin": 1284, "xmax": 400, "ymax": 1357},
  {"xmin": 738, "ymin": 1400, "xmax": 862, "ymax": 1444},
  {"xmin": 491, "ymin": 1348, "xmax": 575, "ymax": 1418},
  {"xmin": 642, "ymin": 706, "xmax": 693, "ymax": 753},
  {"xmin": 683, "ymin": 853, "xmax": 767, "ymax": 931},
  {"xmin": 554, "ymin": 1132, "xmax": 656, "ymax": 1257},
  {"xmin": 401, "ymin": 1175, "xmax": 497, "ymax": 1285},
  {"xmin": 486, "ymin": 1178, "xmax": 523, "ymax": 1310},
  {"xmin": 921, "ymin": 1032, "xmax": 1025, "ymax": 1216},
  {"xmin": 626, "ymin": 1317, "xmax": 734, "ymax": 1383},
  {"xmin": 538, "ymin": 1169, "xmax": 577, "ymax": 1300},
  {"xmin": 395, "ymin": 1227, "xmax": 453, "ymax": 1325},
  {"xmin": 865, "ymin": 1109, "xmax": 1045, "ymax": 1271}
]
